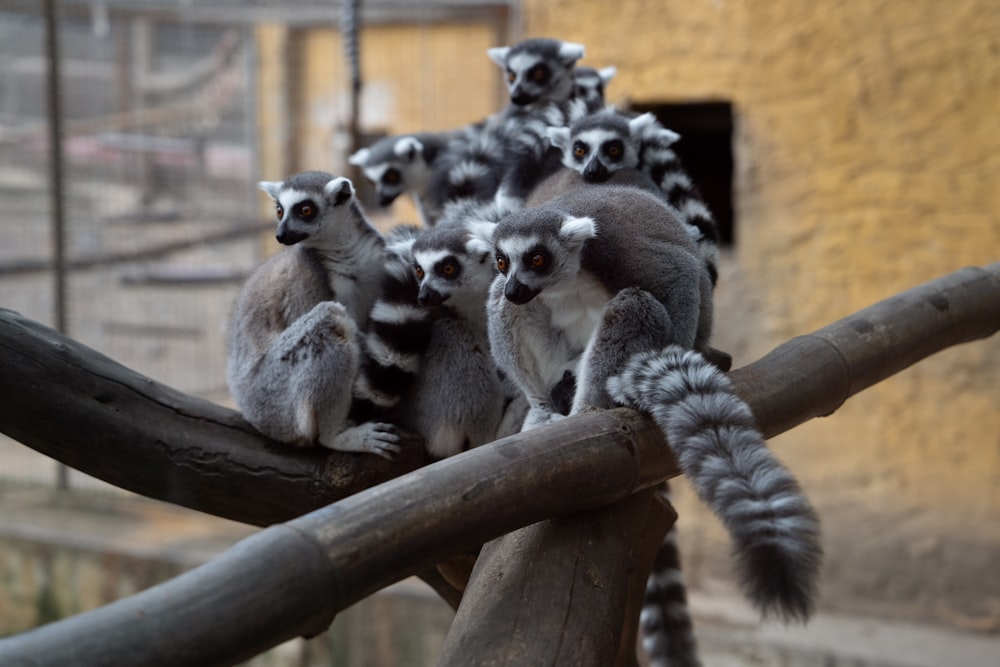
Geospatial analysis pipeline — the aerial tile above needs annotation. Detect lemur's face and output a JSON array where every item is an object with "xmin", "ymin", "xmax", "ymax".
[
  {"xmin": 489, "ymin": 39, "xmax": 584, "ymax": 107},
  {"xmin": 349, "ymin": 136, "xmax": 427, "ymax": 207},
  {"xmin": 492, "ymin": 210, "xmax": 597, "ymax": 305},
  {"xmin": 565, "ymin": 127, "xmax": 634, "ymax": 183},
  {"xmin": 503, "ymin": 52, "xmax": 565, "ymax": 106},
  {"xmin": 258, "ymin": 175, "xmax": 354, "ymax": 247},
  {"xmin": 362, "ymin": 162, "xmax": 408, "ymax": 207},
  {"xmin": 410, "ymin": 223, "xmax": 494, "ymax": 308}
]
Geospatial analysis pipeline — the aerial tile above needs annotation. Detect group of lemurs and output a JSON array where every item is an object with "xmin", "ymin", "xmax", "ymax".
[{"xmin": 226, "ymin": 37, "xmax": 822, "ymax": 667}]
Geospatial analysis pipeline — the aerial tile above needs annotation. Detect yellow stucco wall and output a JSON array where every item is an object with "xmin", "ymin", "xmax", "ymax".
[
  {"xmin": 525, "ymin": 0, "xmax": 1000, "ymax": 627},
  {"xmin": 255, "ymin": 21, "xmax": 502, "ymax": 226}
]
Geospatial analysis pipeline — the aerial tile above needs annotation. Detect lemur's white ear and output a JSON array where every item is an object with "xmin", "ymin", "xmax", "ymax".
[
  {"xmin": 347, "ymin": 148, "xmax": 370, "ymax": 166},
  {"xmin": 628, "ymin": 112, "xmax": 659, "ymax": 138},
  {"xmin": 558, "ymin": 215, "xmax": 597, "ymax": 244},
  {"xmin": 324, "ymin": 177, "xmax": 355, "ymax": 205},
  {"xmin": 649, "ymin": 125, "xmax": 681, "ymax": 146},
  {"xmin": 598, "ymin": 66, "xmax": 617, "ymax": 84},
  {"xmin": 557, "ymin": 41, "xmax": 585, "ymax": 65},
  {"xmin": 385, "ymin": 235, "xmax": 416, "ymax": 260},
  {"xmin": 466, "ymin": 220, "xmax": 497, "ymax": 256},
  {"xmin": 546, "ymin": 126, "xmax": 571, "ymax": 149},
  {"xmin": 258, "ymin": 181, "xmax": 283, "ymax": 201},
  {"xmin": 487, "ymin": 46, "xmax": 510, "ymax": 67},
  {"xmin": 566, "ymin": 97, "xmax": 589, "ymax": 123},
  {"xmin": 393, "ymin": 136, "xmax": 424, "ymax": 162}
]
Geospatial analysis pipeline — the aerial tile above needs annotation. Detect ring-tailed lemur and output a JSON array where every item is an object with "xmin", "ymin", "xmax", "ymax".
[
  {"xmin": 387, "ymin": 203, "xmax": 526, "ymax": 458},
  {"xmin": 226, "ymin": 171, "xmax": 402, "ymax": 459},
  {"xmin": 606, "ymin": 345, "xmax": 823, "ymax": 624},
  {"xmin": 488, "ymin": 37, "xmax": 586, "ymax": 109},
  {"xmin": 350, "ymin": 224, "xmax": 435, "ymax": 417},
  {"xmin": 348, "ymin": 131, "xmax": 500, "ymax": 226},
  {"xmin": 479, "ymin": 183, "xmax": 712, "ymax": 426},
  {"xmin": 477, "ymin": 183, "xmax": 822, "ymax": 634},
  {"xmin": 547, "ymin": 107, "xmax": 721, "ymax": 285},
  {"xmin": 572, "ymin": 65, "xmax": 616, "ymax": 109}
]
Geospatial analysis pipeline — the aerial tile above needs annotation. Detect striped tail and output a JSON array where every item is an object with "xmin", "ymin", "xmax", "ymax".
[
  {"xmin": 638, "ymin": 130, "xmax": 720, "ymax": 286},
  {"xmin": 607, "ymin": 346, "xmax": 823, "ymax": 622},
  {"xmin": 641, "ymin": 484, "xmax": 702, "ymax": 667},
  {"xmin": 351, "ymin": 226, "xmax": 433, "ymax": 420}
]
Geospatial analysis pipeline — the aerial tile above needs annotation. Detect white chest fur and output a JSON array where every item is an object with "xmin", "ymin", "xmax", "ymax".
[
  {"xmin": 539, "ymin": 272, "xmax": 612, "ymax": 352},
  {"xmin": 317, "ymin": 251, "xmax": 383, "ymax": 328}
]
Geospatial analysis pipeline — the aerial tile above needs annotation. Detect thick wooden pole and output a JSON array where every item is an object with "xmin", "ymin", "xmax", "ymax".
[
  {"xmin": 0, "ymin": 263, "xmax": 997, "ymax": 666},
  {"xmin": 0, "ymin": 409, "xmax": 673, "ymax": 667},
  {"xmin": 437, "ymin": 490, "xmax": 675, "ymax": 667},
  {"xmin": 2, "ymin": 263, "xmax": 994, "ymax": 526},
  {"xmin": 729, "ymin": 262, "xmax": 1000, "ymax": 438},
  {"xmin": 0, "ymin": 308, "xmax": 429, "ymax": 527}
]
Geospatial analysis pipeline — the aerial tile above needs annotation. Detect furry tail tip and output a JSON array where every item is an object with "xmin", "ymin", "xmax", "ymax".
[{"xmin": 607, "ymin": 345, "xmax": 823, "ymax": 623}]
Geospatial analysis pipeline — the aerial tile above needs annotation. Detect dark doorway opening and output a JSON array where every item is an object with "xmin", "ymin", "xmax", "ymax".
[{"xmin": 629, "ymin": 101, "xmax": 735, "ymax": 246}]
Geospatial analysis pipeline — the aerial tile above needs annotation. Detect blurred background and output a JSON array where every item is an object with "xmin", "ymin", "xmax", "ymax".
[{"xmin": 0, "ymin": 1, "xmax": 997, "ymax": 664}]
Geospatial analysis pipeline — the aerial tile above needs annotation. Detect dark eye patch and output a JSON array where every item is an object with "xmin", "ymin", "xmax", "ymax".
[
  {"xmin": 603, "ymin": 140, "xmax": 625, "ymax": 161},
  {"xmin": 528, "ymin": 64, "xmax": 550, "ymax": 84},
  {"xmin": 293, "ymin": 200, "xmax": 319, "ymax": 222},
  {"xmin": 523, "ymin": 246, "xmax": 551, "ymax": 273},
  {"xmin": 436, "ymin": 256, "xmax": 461, "ymax": 280}
]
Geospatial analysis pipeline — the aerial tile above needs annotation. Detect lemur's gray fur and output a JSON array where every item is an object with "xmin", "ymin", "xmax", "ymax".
[
  {"xmin": 572, "ymin": 65, "xmax": 616, "ymax": 109},
  {"xmin": 547, "ymin": 107, "xmax": 721, "ymax": 284},
  {"xmin": 488, "ymin": 37, "xmax": 586, "ymax": 109},
  {"xmin": 348, "ymin": 130, "xmax": 501, "ymax": 227},
  {"xmin": 607, "ymin": 346, "xmax": 823, "ymax": 623},
  {"xmin": 380, "ymin": 200, "xmax": 527, "ymax": 458},
  {"xmin": 226, "ymin": 171, "xmax": 400, "ymax": 458},
  {"xmin": 479, "ymin": 184, "xmax": 711, "ymax": 428},
  {"xmin": 477, "ymin": 182, "xmax": 821, "ymax": 659}
]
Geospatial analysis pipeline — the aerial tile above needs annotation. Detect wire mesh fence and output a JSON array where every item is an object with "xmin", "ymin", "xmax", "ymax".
[
  {"xmin": 0, "ymin": 6, "xmax": 262, "ymax": 491},
  {"xmin": 0, "ymin": 0, "xmax": 510, "ymax": 493}
]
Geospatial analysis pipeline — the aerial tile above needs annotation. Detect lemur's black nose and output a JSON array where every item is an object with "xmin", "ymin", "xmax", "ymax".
[
  {"xmin": 583, "ymin": 159, "xmax": 610, "ymax": 183},
  {"xmin": 418, "ymin": 286, "xmax": 447, "ymax": 307},
  {"xmin": 504, "ymin": 279, "xmax": 540, "ymax": 305}
]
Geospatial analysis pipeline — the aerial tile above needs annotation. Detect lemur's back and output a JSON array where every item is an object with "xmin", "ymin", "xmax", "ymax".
[
  {"xmin": 541, "ymin": 183, "xmax": 712, "ymax": 350},
  {"xmin": 227, "ymin": 247, "xmax": 332, "ymax": 370}
]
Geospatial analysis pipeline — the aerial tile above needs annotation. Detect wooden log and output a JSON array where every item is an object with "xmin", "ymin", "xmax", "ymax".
[
  {"xmin": 0, "ymin": 307, "xmax": 430, "ymax": 526},
  {"xmin": 0, "ymin": 307, "xmax": 470, "ymax": 608},
  {"xmin": 729, "ymin": 262, "xmax": 1000, "ymax": 438},
  {"xmin": 2, "ymin": 262, "xmax": 994, "ymax": 526},
  {"xmin": 0, "ymin": 408, "xmax": 674, "ymax": 667},
  {"xmin": 0, "ymin": 262, "xmax": 997, "ymax": 666},
  {"xmin": 437, "ymin": 490, "xmax": 676, "ymax": 667}
]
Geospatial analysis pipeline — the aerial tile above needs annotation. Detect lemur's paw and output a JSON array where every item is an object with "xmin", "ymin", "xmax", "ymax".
[{"xmin": 325, "ymin": 422, "xmax": 403, "ymax": 460}]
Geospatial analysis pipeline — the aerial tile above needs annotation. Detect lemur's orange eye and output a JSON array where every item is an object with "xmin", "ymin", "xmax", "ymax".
[
  {"xmin": 441, "ymin": 263, "xmax": 456, "ymax": 276},
  {"xmin": 415, "ymin": 265, "xmax": 425, "ymax": 280},
  {"xmin": 573, "ymin": 142, "xmax": 587, "ymax": 158},
  {"xmin": 530, "ymin": 65, "xmax": 549, "ymax": 83},
  {"xmin": 300, "ymin": 204, "xmax": 314, "ymax": 218},
  {"xmin": 496, "ymin": 255, "xmax": 508, "ymax": 273},
  {"xmin": 530, "ymin": 253, "xmax": 547, "ymax": 269},
  {"xmin": 276, "ymin": 205, "xmax": 284, "ymax": 220},
  {"xmin": 607, "ymin": 145, "xmax": 621, "ymax": 158},
  {"xmin": 507, "ymin": 71, "xmax": 516, "ymax": 84}
]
